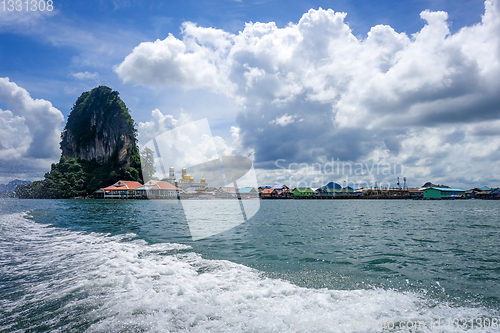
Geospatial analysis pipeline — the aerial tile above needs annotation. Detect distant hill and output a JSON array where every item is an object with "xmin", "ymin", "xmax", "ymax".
[
  {"xmin": 15, "ymin": 86, "xmax": 143, "ymax": 199},
  {"xmin": 422, "ymin": 182, "xmax": 450, "ymax": 188},
  {"xmin": 0, "ymin": 180, "xmax": 31, "ymax": 197},
  {"xmin": 318, "ymin": 182, "xmax": 342, "ymax": 190}
]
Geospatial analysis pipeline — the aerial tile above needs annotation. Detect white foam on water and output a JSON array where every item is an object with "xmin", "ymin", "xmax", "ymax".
[{"xmin": 1, "ymin": 212, "xmax": 498, "ymax": 333}]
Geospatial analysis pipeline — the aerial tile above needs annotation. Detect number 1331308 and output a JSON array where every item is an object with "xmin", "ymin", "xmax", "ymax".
[{"xmin": 2, "ymin": 0, "xmax": 53, "ymax": 11}]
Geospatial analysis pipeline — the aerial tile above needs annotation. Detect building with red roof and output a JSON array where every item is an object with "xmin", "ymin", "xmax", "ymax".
[
  {"xmin": 261, "ymin": 188, "xmax": 277, "ymax": 199},
  {"xmin": 100, "ymin": 180, "xmax": 143, "ymax": 199}
]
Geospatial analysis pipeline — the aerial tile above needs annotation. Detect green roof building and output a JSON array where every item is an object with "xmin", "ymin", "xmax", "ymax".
[
  {"xmin": 293, "ymin": 187, "xmax": 314, "ymax": 197},
  {"xmin": 423, "ymin": 187, "xmax": 465, "ymax": 199}
]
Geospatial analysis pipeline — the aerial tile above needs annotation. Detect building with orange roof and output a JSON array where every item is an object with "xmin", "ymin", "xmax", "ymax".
[
  {"xmin": 100, "ymin": 180, "xmax": 143, "ymax": 199},
  {"xmin": 261, "ymin": 188, "xmax": 277, "ymax": 199}
]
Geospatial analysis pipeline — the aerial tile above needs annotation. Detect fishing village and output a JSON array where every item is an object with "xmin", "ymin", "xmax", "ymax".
[
  {"xmin": 92, "ymin": 166, "xmax": 500, "ymax": 200},
  {"xmin": 10, "ymin": 87, "xmax": 499, "ymax": 202}
]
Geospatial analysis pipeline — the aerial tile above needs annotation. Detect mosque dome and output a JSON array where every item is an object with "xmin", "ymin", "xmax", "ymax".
[
  {"xmin": 170, "ymin": 166, "xmax": 174, "ymax": 170},
  {"xmin": 182, "ymin": 168, "xmax": 186, "ymax": 171},
  {"xmin": 183, "ymin": 174, "xmax": 191, "ymax": 181},
  {"xmin": 190, "ymin": 176, "xmax": 194, "ymax": 181},
  {"xmin": 201, "ymin": 178, "xmax": 206, "ymax": 183}
]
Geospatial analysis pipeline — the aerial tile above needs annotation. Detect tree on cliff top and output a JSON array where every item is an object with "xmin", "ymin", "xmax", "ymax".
[{"xmin": 63, "ymin": 86, "xmax": 134, "ymax": 150}]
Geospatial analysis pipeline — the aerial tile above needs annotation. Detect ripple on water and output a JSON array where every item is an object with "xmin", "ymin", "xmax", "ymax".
[{"xmin": 1, "ymin": 199, "xmax": 500, "ymax": 330}]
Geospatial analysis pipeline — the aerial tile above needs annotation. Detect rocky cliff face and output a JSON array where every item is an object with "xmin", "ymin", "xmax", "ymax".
[{"xmin": 60, "ymin": 86, "xmax": 137, "ymax": 170}]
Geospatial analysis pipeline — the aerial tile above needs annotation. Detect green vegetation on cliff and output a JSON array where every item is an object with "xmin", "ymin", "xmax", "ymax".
[
  {"xmin": 15, "ymin": 157, "xmax": 86, "ymax": 199},
  {"xmin": 16, "ymin": 86, "xmax": 144, "ymax": 199},
  {"xmin": 63, "ymin": 86, "xmax": 135, "ymax": 156}
]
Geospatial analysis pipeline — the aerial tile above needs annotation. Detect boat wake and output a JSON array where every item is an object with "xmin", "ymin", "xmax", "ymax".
[{"xmin": 0, "ymin": 212, "xmax": 497, "ymax": 332}]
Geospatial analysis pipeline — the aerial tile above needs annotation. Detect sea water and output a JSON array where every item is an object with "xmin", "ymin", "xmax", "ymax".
[{"xmin": 0, "ymin": 198, "xmax": 499, "ymax": 332}]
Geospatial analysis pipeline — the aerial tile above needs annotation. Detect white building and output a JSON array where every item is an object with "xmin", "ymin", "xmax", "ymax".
[{"xmin": 137, "ymin": 180, "xmax": 180, "ymax": 199}]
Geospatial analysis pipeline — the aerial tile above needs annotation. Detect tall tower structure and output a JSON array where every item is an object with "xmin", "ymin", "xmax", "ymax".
[
  {"xmin": 167, "ymin": 166, "xmax": 176, "ymax": 186},
  {"xmin": 181, "ymin": 168, "xmax": 187, "ymax": 179}
]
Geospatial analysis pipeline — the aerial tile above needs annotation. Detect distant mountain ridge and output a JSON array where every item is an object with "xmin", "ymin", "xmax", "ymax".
[
  {"xmin": 0, "ymin": 180, "xmax": 31, "ymax": 197},
  {"xmin": 422, "ymin": 182, "xmax": 450, "ymax": 188}
]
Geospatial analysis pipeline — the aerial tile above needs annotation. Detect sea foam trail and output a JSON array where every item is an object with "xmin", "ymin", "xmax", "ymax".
[{"xmin": 0, "ymin": 212, "xmax": 497, "ymax": 333}]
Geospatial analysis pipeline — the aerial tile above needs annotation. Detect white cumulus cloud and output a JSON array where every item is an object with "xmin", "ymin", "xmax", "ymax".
[
  {"xmin": 115, "ymin": 27, "xmax": 229, "ymax": 90},
  {"xmin": 118, "ymin": 1, "xmax": 500, "ymax": 187},
  {"xmin": 0, "ymin": 77, "xmax": 64, "ymax": 180},
  {"xmin": 0, "ymin": 77, "xmax": 64, "ymax": 159},
  {"xmin": 137, "ymin": 113, "xmax": 243, "ymax": 180}
]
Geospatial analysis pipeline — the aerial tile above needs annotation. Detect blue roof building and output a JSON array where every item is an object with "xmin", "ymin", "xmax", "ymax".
[{"xmin": 237, "ymin": 187, "xmax": 258, "ymax": 194}]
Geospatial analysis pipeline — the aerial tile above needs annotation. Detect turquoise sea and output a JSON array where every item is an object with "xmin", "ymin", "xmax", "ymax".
[{"xmin": 1, "ymin": 198, "xmax": 499, "ymax": 332}]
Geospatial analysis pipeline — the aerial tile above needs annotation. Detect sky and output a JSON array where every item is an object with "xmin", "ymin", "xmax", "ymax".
[{"xmin": 1, "ymin": 0, "xmax": 499, "ymax": 189}]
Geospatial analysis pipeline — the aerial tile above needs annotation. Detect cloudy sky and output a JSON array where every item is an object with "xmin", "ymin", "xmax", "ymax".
[{"xmin": 1, "ymin": 0, "xmax": 499, "ymax": 189}]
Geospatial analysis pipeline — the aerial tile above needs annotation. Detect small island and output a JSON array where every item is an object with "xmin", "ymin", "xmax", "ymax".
[{"xmin": 14, "ymin": 86, "xmax": 142, "ymax": 199}]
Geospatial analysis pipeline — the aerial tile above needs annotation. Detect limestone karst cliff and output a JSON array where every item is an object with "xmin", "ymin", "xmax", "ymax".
[
  {"xmin": 60, "ymin": 86, "xmax": 136, "ymax": 169},
  {"xmin": 15, "ymin": 86, "xmax": 142, "ymax": 198}
]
